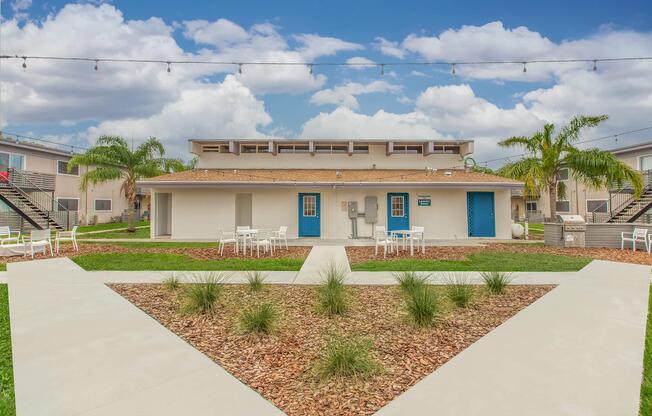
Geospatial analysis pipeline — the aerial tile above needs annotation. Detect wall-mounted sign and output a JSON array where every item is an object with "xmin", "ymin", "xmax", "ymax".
[{"xmin": 418, "ymin": 198, "xmax": 431, "ymax": 206}]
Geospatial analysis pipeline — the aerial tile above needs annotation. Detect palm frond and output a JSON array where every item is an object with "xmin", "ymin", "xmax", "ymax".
[
  {"xmin": 497, "ymin": 158, "xmax": 547, "ymax": 196},
  {"xmin": 556, "ymin": 115, "xmax": 608, "ymax": 145},
  {"xmin": 564, "ymin": 147, "xmax": 643, "ymax": 196}
]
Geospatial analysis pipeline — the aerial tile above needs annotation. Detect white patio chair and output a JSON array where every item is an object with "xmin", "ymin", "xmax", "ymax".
[
  {"xmin": 55, "ymin": 226, "xmax": 78, "ymax": 253},
  {"xmin": 621, "ymin": 228, "xmax": 648, "ymax": 252},
  {"xmin": 252, "ymin": 230, "xmax": 273, "ymax": 258},
  {"xmin": 26, "ymin": 229, "xmax": 53, "ymax": 259},
  {"xmin": 374, "ymin": 228, "xmax": 394, "ymax": 258},
  {"xmin": 236, "ymin": 225, "xmax": 251, "ymax": 253},
  {"xmin": 270, "ymin": 226, "xmax": 288, "ymax": 250},
  {"xmin": 0, "ymin": 226, "xmax": 21, "ymax": 245},
  {"xmin": 408, "ymin": 226, "xmax": 426, "ymax": 254},
  {"xmin": 218, "ymin": 230, "xmax": 237, "ymax": 255}
]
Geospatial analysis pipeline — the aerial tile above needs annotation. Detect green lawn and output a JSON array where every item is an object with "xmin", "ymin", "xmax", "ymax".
[
  {"xmin": 82, "ymin": 241, "xmax": 217, "ymax": 249},
  {"xmin": 72, "ymin": 252, "xmax": 305, "ymax": 271},
  {"xmin": 640, "ymin": 284, "xmax": 652, "ymax": 415},
  {"xmin": 77, "ymin": 221, "xmax": 149, "ymax": 233},
  {"xmin": 0, "ymin": 285, "xmax": 15, "ymax": 416},
  {"xmin": 78, "ymin": 227, "xmax": 150, "ymax": 239},
  {"xmin": 351, "ymin": 251, "xmax": 591, "ymax": 272}
]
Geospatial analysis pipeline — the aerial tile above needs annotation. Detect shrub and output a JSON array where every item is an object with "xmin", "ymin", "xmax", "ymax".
[
  {"xmin": 393, "ymin": 270, "xmax": 429, "ymax": 296},
  {"xmin": 406, "ymin": 286, "xmax": 439, "ymax": 327},
  {"xmin": 317, "ymin": 263, "xmax": 349, "ymax": 316},
  {"xmin": 246, "ymin": 271, "xmax": 267, "ymax": 292},
  {"xmin": 240, "ymin": 303, "xmax": 278, "ymax": 334},
  {"xmin": 316, "ymin": 336, "xmax": 378, "ymax": 380},
  {"xmin": 444, "ymin": 274, "xmax": 475, "ymax": 308},
  {"xmin": 180, "ymin": 272, "xmax": 225, "ymax": 315},
  {"xmin": 481, "ymin": 271, "xmax": 513, "ymax": 294},
  {"xmin": 162, "ymin": 273, "xmax": 181, "ymax": 291}
]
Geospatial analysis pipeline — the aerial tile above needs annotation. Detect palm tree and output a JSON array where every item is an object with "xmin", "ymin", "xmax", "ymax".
[
  {"xmin": 498, "ymin": 115, "xmax": 642, "ymax": 219},
  {"xmin": 69, "ymin": 136, "xmax": 180, "ymax": 232}
]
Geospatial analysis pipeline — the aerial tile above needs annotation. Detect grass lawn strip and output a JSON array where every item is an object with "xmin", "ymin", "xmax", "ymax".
[
  {"xmin": 0, "ymin": 284, "xmax": 15, "ymax": 416},
  {"xmin": 78, "ymin": 227, "xmax": 150, "ymax": 239},
  {"xmin": 640, "ymin": 284, "xmax": 652, "ymax": 415},
  {"xmin": 76, "ymin": 220, "xmax": 149, "ymax": 233},
  {"xmin": 111, "ymin": 283, "xmax": 553, "ymax": 416}
]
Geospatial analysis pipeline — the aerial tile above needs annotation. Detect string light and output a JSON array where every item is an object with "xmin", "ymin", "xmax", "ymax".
[
  {"xmin": 522, "ymin": 62, "xmax": 527, "ymax": 73},
  {"xmin": 21, "ymin": 56, "xmax": 27, "ymax": 70},
  {"xmin": 166, "ymin": 61, "xmax": 171, "ymax": 74},
  {"xmin": 380, "ymin": 64, "xmax": 384, "ymax": 77},
  {"xmin": 308, "ymin": 64, "xmax": 313, "ymax": 75},
  {"xmin": 238, "ymin": 63, "xmax": 243, "ymax": 74},
  {"xmin": 593, "ymin": 60, "xmax": 598, "ymax": 71},
  {"xmin": 94, "ymin": 59, "xmax": 98, "ymax": 71},
  {"xmin": 451, "ymin": 63, "xmax": 456, "ymax": 75}
]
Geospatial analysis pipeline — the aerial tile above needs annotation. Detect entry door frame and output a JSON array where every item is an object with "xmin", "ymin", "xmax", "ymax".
[
  {"xmin": 298, "ymin": 192, "xmax": 321, "ymax": 237},
  {"xmin": 387, "ymin": 192, "xmax": 410, "ymax": 231},
  {"xmin": 467, "ymin": 191, "xmax": 496, "ymax": 237}
]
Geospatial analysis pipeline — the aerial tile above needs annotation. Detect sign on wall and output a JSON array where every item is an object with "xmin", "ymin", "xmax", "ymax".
[{"xmin": 417, "ymin": 195, "xmax": 431, "ymax": 206}]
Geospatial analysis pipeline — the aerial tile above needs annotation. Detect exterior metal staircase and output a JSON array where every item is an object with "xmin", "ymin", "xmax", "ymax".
[
  {"xmin": 0, "ymin": 168, "xmax": 72, "ymax": 231},
  {"xmin": 591, "ymin": 170, "xmax": 652, "ymax": 223}
]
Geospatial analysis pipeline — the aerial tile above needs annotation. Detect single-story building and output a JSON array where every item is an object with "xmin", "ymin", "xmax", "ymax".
[{"xmin": 138, "ymin": 139, "xmax": 523, "ymax": 240}]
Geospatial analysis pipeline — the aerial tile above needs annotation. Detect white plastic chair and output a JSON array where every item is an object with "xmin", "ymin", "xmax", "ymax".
[
  {"xmin": 622, "ymin": 228, "xmax": 648, "ymax": 252},
  {"xmin": 0, "ymin": 226, "xmax": 21, "ymax": 245},
  {"xmin": 55, "ymin": 226, "xmax": 78, "ymax": 253},
  {"xmin": 252, "ymin": 230, "xmax": 273, "ymax": 258},
  {"xmin": 218, "ymin": 230, "xmax": 237, "ymax": 255},
  {"xmin": 374, "ymin": 226, "xmax": 394, "ymax": 258},
  {"xmin": 408, "ymin": 226, "xmax": 425, "ymax": 254},
  {"xmin": 26, "ymin": 229, "xmax": 53, "ymax": 258},
  {"xmin": 270, "ymin": 226, "xmax": 288, "ymax": 250}
]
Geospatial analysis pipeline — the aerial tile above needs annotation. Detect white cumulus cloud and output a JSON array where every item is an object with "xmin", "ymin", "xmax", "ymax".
[{"xmin": 310, "ymin": 80, "xmax": 402, "ymax": 109}]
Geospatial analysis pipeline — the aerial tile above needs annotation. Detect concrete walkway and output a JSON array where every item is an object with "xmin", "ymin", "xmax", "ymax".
[
  {"xmin": 7, "ymin": 258, "xmax": 283, "ymax": 416},
  {"xmin": 294, "ymin": 245, "xmax": 351, "ymax": 283},
  {"xmin": 377, "ymin": 260, "xmax": 651, "ymax": 416}
]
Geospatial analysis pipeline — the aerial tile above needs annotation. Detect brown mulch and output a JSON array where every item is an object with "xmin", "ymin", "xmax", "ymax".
[
  {"xmin": 346, "ymin": 243, "xmax": 652, "ymax": 266},
  {"xmin": 110, "ymin": 283, "xmax": 553, "ymax": 416},
  {"xmin": 0, "ymin": 244, "xmax": 311, "ymax": 267}
]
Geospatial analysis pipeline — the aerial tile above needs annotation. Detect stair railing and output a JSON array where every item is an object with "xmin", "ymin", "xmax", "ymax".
[
  {"xmin": 1, "ymin": 168, "xmax": 72, "ymax": 230},
  {"xmin": 591, "ymin": 170, "xmax": 652, "ymax": 223}
]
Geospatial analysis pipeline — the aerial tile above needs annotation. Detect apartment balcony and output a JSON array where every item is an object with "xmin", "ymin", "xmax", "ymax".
[{"xmin": 0, "ymin": 168, "xmax": 56, "ymax": 191}]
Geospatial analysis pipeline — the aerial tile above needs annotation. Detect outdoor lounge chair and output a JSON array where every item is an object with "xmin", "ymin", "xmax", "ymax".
[
  {"xmin": 218, "ymin": 230, "xmax": 237, "ymax": 255},
  {"xmin": 621, "ymin": 228, "xmax": 648, "ymax": 252},
  {"xmin": 270, "ymin": 226, "xmax": 288, "ymax": 250},
  {"xmin": 26, "ymin": 229, "xmax": 53, "ymax": 259},
  {"xmin": 0, "ymin": 226, "xmax": 21, "ymax": 245},
  {"xmin": 55, "ymin": 226, "xmax": 78, "ymax": 253}
]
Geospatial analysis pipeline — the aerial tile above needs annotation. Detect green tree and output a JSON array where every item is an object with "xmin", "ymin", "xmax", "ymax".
[
  {"xmin": 498, "ymin": 115, "xmax": 642, "ymax": 219},
  {"xmin": 69, "ymin": 136, "xmax": 179, "ymax": 232}
]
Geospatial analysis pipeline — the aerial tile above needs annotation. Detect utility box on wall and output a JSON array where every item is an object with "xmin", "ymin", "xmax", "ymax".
[
  {"xmin": 347, "ymin": 201, "xmax": 358, "ymax": 219},
  {"xmin": 364, "ymin": 196, "xmax": 378, "ymax": 223}
]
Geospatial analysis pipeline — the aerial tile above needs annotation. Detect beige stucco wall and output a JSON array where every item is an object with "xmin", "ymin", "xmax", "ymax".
[
  {"xmin": 0, "ymin": 142, "xmax": 130, "ymax": 224},
  {"xmin": 151, "ymin": 187, "xmax": 512, "ymax": 240},
  {"xmin": 196, "ymin": 144, "xmax": 464, "ymax": 170}
]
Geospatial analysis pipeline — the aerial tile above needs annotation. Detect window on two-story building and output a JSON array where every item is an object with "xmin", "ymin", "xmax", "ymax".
[
  {"xmin": 525, "ymin": 201, "xmax": 538, "ymax": 212},
  {"xmin": 393, "ymin": 144, "xmax": 423, "ymax": 154},
  {"xmin": 555, "ymin": 200, "xmax": 570, "ymax": 213},
  {"xmin": 0, "ymin": 151, "xmax": 25, "ymax": 170},
  {"xmin": 57, "ymin": 160, "xmax": 79, "ymax": 176},
  {"xmin": 57, "ymin": 198, "xmax": 79, "ymax": 211},
  {"xmin": 94, "ymin": 199, "xmax": 112, "ymax": 212},
  {"xmin": 315, "ymin": 144, "xmax": 348, "ymax": 154},
  {"xmin": 432, "ymin": 145, "xmax": 460, "ymax": 154},
  {"xmin": 240, "ymin": 144, "xmax": 270, "ymax": 153},
  {"xmin": 639, "ymin": 155, "xmax": 652, "ymax": 171},
  {"xmin": 202, "ymin": 144, "xmax": 229, "ymax": 153},
  {"xmin": 352, "ymin": 145, "xmax": 369, "ymax": 154},
  {"xmin": 557, "ymin": 168, "xmax": 569, "ymax": 181},
  {"xmin": 278, "ymin": 144, "xmax": 310, "ymax": 154},
  {"xmin": 587, "ymin": 199, "xmax": 608, "ymax": 213}
]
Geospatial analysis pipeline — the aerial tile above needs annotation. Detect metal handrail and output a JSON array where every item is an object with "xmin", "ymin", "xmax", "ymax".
[
  {"xmin": 2, "ymin": 168, "xmax": 71, "ymax": 229},
  {"xmin": 591, "ymin": 169, "xmax": 652, "ymax": 223}
]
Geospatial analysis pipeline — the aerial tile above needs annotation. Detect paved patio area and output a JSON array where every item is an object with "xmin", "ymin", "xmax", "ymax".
[{"xmin": 6, "ymin": 257, "xmax": 651, "ymax": 415}]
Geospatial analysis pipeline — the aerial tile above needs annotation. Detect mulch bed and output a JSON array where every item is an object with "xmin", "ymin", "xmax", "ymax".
[
  {"xmin": 346, "ymin": 243, "xmax": 652, "ymax": 266},
  {"xmin": 0, "ymin": 244, "xmax": 311, "ymax": 267},
  {"xmin": 110, "ymin": 283, "xmax": 553, "ymax": 416}
]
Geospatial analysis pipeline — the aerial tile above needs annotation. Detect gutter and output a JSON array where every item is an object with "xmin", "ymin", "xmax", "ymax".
[{"xmin": 137, "ymin": 180, "xmax": 523, "ymax": 190}]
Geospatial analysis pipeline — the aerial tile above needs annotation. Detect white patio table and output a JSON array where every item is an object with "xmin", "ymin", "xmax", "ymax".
[
  {"xmin": 236, "ymin": 228, "xmax": 259, "ymax": 255},
  {"xmin": 390, "ymin": 230, "xmax": 417, "ymax": 256}
]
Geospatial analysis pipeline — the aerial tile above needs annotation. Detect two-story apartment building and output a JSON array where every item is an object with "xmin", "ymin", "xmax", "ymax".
[
  {"xmin": 512, "ymin": 140, "xmax": 652, "ymax": 222},
  {"xmin": 0, "ymin": 136, "xmax": 147, "ymax": 229},
  {"xmin": 139, "ymin": 138, "xmax": 522, "ymax": 240}
]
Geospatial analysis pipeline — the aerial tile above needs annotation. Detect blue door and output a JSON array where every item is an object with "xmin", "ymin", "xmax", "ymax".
[
  {"xmin": 298, "ymin": 193, "xmax": 320, "ymax": 237},
  {"xmin": 467, "ymin": 192, "xmax": 496, "ymax": 237},
  {"xmin": 387, "ymin": 193, "xmax": 410, "ymax": 231}
]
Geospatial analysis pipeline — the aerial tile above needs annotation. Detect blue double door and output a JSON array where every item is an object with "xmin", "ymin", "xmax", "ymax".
[
  {"xmin": 467, "ymin": 192, "xmax": 496, "ymax": 237},
  {"xmin": 298, "ymin": 193, "xmax": 320, "ymax": 237}
]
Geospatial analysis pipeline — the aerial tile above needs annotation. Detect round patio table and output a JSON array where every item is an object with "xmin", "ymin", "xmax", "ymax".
[{"xmin": 390, "ymin": 230, "xmax": 416, "ymax": 256}]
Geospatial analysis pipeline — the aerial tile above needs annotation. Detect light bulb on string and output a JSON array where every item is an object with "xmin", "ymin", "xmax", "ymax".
[
  {"xmin": 94, "ymin": 60, "xmax": 99, "ymax": 71},
  {"xmin": 238, "ymin": 63, "xmax": 243, "ymax": 74},
  {"xmin": 21, "ymin": 56, "xmax": 27, "ymax": 71},
  {"xmin": 308, "ymin": 64, "xmax": 313, "ymax": 75},
  {"xmin": 166, "ymin": 62, "xmax": 171, "ymax": 74},
  {"xmin": 380, "ymin": 64, "xmax": 384, "ymax": 77},
  {"xmin": 593, "ymin": 60, "xmax": 597, "ymax": 71},
  {"xmin": 451, "ymin": 63, "xmax": 456, "ymax": 75},
  {"xmin": 522, "ymin": 62, "xmax": 527, "ymax": 73}
]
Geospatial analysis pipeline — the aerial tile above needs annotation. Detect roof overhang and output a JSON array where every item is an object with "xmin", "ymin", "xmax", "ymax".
[{"xmin": 138, "ymin": 180, "xmax": 523, "ymax": 190}]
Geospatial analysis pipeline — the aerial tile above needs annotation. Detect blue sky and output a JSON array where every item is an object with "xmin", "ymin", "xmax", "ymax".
[{"xmin": 1, "ymin": 0, "xmax": 652, "ymax": 164}]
